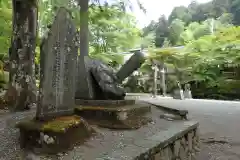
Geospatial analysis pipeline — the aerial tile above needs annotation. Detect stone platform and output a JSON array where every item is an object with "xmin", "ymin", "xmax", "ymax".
[
  {"xmin": 75, "ymin": 99, "xmax": 136, "ymax": 106},
  {"xmin": 16, "ymin": 115, "xmax": 94, "ymax": 154},
  {"xmin": 13, "ymin": 101, "xmax": 200, "ymax": 159},
  {"xmin": 54, "ymin": 106, "xmax": 200, "ymax": 160},
  {"xmin": 75, "ymin": 101, "xmax": 151, "ymax": 129}
]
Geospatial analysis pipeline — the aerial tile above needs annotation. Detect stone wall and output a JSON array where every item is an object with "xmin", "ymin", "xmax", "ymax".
[{"xmin": 152, "ymin": 128, "xmax": 200, "ymax": 160}]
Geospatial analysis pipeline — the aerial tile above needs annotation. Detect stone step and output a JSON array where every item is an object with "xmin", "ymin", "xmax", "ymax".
[{"xmin": 74, "ymin": 102, "xmax": 152, "ymax": 129}]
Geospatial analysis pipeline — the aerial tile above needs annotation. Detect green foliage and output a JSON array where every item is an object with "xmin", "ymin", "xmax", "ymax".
[
  {"xmin": 144, "ymin": 26, "xmax": 240, "ymax": 98},
  {"xmin": 143, "ymin": 0, "xmax": 240, "ymax": 47},
  {"xmin": 37, "ymin": 1, "xmax": 141, "ymax": 65},
  {"xmin": 168, "ymin": 19, "xmax": 185, "ymax": 45},
  {"xmin": 0, "ymin": 6, "xmax": 12, "ymax": 54},
  {"xmin": 154, "ymin": 15, "xmax": 169, "ymax": 47},
  {"xmin": 89, "ymin": 5, "xmax": 141, "ymax": 54},
  {"xmin": 168, "ymin": 6, "xmax": 192, "ymax": 24}
]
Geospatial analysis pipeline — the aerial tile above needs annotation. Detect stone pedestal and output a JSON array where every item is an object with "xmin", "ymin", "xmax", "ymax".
[
  {"xmin": 75, "ymin": 100, "xmax": 152, "ymax": 129},
  {"xmin": 16, "ymin": 115, "xmax": 94, "ymax": 154}
]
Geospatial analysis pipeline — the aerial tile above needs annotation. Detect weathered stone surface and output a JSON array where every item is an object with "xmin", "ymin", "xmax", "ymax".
[
  {"xmin": 75, "ymin": 51, "xmax": 145, "ymax": 101},
  {"xmin": 147, "ymin": 101, "xmax": 188, "ymax": 119},
  {"xmin": 75, "ymin": 57, "xmax": 126, "ymax": 100},
  {"xmin": 36, "ymin": 7, "xmax": 77, "ymax": 119},
  {"xmin": 75, "ymin": 99, "xmax": 135, "ymax": 106},
  {"xmin": 188, "ymin": 131, "xmax": 193, "ymax": 152},
  {"xmin": 116, "ymin": 51, "xmax": 145, "ymax": 83},
  {"xmin": 74, "ymin": 103, "xmax": 151, "ymax": 129},
  {"xmin": 16, "ymin": 116, "xmax": 94, "ymax": 154},
  {"xmin": 90, "ymin": 59, "xmax": 126, "ymax": 100},
  {"xmin": 174, "ymin": 140, "xmax": 181, "ymax": 158},
  {"xmin": 97, "ymin": 120, "xmax": 199, "ymax": 160},
  {"xmin": 160, "ymin": 113, "xmax": 183, "ymax": 121}
]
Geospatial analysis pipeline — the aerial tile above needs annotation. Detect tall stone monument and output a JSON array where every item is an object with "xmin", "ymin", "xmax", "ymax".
[
  {"xmin": 16, "ymin": 8, "xmax": 94, "ymax": 154},
  {"xmin": 36, "ymin": 7, "xmax": 78, "ymax": 120}
]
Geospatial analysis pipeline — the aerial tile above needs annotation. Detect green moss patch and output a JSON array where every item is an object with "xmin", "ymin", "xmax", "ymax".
[
  {"xmin": 16, "ymin": 115, "xmax": 83, "ymax": 133},
  {"xmin": 75, "ymin": 106, "xmax": 122, "ymax": 112},
  {"xmin": 42, "ymin": 115, "xmax": 81, "ymax": 132}
]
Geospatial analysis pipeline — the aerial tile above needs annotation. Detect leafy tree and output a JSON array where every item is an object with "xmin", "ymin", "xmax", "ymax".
[
  {"xmin": 168, "ymin": 6, "xmax": 191, "ymax": 24},
  {"xmin": 168, "ymin": 19, "xmax": 185, "ymax": 45},
  {"xmin": 142, "ymin": 20, "xmax": 157, "ymax": 36},
  {"xmin": 155, "ymin": 15, "xmax": 169, "ymax": 47}
]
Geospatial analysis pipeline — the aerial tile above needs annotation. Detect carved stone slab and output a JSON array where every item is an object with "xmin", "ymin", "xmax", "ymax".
[{"xmin": 36, "ymin": 7, "xmax": 78, "ymax": 120}]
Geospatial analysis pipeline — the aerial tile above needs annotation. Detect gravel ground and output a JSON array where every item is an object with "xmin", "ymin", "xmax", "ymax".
[
  {"xmin": 0, "ymin": 110, "xmax": 35, "ymax": 160},
  {"xmin": 1, "ymin": 98, "xmax": 240, "ymax": 160}
]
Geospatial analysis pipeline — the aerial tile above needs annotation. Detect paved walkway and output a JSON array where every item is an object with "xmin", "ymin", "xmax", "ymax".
[{"xmin": 144, "ymin": 98, "xmax": 240, "ymax": 160}]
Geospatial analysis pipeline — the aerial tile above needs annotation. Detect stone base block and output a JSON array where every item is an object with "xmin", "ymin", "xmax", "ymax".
[
  {"xmin": 16, "ymin": 115, "xmax": 94, "ymax": 154},
  {"xmin": 75, "ymin": 99, "xmax": 135, "ymax": 106},
  {"xmin": 75, "ymin": 103, "xmax": 152, "ymax": 129}
]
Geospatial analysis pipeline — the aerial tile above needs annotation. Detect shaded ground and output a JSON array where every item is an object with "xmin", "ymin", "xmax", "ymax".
[
  {"xmin": 0, "ymin": 105, "xmax": 187, "ymax": 160},
  {"xmin": 0, "ymin": 98, "xmax": 240, "ymax": 159},
  {"xmin": 144, "ymin": 98, "xmax": 240, "ymax": 160}
]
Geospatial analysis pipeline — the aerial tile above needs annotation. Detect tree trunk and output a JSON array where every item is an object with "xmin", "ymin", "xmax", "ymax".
[
  {"xmin": 79, "ymin": 0, "xmax": 89, "ymax": 57},
  {"xmin": 5, "ymin": 0, "xmax": 38, "ymax": 111}
]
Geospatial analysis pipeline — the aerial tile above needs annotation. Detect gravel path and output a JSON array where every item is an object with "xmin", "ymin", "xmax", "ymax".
[{"xmin": 0, "ymin": 110, "xmax": 35, "ymax": 160}]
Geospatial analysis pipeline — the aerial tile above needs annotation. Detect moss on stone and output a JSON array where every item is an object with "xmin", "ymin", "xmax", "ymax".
[
  {"xmin": 42, "ymin": 115, "xmax": 81, "ymax": 133},
  {"xmin": 16, "ymin": 120, "xmax": 42, "ymax": 131},
  {"xmin": 75, "ymin": 106, "xmax": 129, "ymax": 112},
  {"xmin": 16, "ymin": 115, "xmax": 83, "ymax": 133}
]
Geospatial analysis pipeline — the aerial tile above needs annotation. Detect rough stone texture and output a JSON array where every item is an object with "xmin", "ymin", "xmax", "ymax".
[
  {"xmin": 75, "ymin": 57, "xmax": 126, "ymax": 100},
  {"xmin": 75, "ymin": 99, "xmax": 135, "ymax": 106},
  {"xmin": 147, "ymin": 101, "xmax": 188, "ymax": 120},
  {"xmin": 36, "ymin": 7, "xmax": 78, "ymax": 119},
  {"xmin": 16, "ymin": 115, "xmax": 94, "ymax": 154},
  {"xmin": 75, "ymin": 102, "xmax": 152, "ymax": 129},
  {"xmin": 143, "ymin": 98, "xmax": 240, "ymax": 160},
  {"xmin": 105, "ymin": 121, "xmax": 199, "ymax": 160},
  {"xmin": 150, "ymin": 128, "xmax": 200, "ymax": 160},
  {"xmin": 75, "ymin": 51, "xmax": 145, "ymax": 101},
  {"xmin": 90, "ymin": 59, "xmax": 126, "ymax": 100},
  {"xmin": 116, "ymin": 50, "xmax": 145, "ymax": 83}
]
